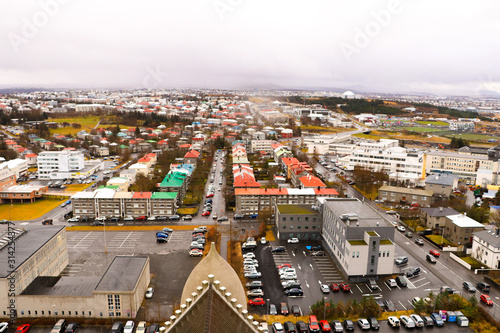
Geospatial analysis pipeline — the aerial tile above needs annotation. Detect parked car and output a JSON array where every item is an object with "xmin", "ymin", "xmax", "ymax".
[
  {"xmin": 247, "ymin": 289, "xmax": 264, "ymax": 297},
  {"xmin": 145, "ymin": 287, "xmax": 154, "ymax": 299},
  {"xmin": 182, "ymin": 215, "xmax": 192, "ymax": 221},
  {"xmin": 339, "ymin": 283, "xmax": 350, "ymax": 292},
  {"xmin": 248, "ymin": 298, "xmax": 265, "ymax": 306},
  {"xmin": 367, "ymin": 317, "xmax": 380, "ymax": 330},
  {"xmin": 320, "ymin": 284, "xmax": 330, "ymax": 293},
  {"xmin": 394, "ymin": 256, "xmax": 408, "ymax": 266},
  {"xmin": 384, "ymin": 299, "xmax": 396, "ymax": 312},
  {"xmin": 396, "ymin": 276, "xmax": 408, "ymax": 288},
  {"xmin": 422, "ymin": 316, "xmax": 434, "ymax": 327},
  {"xmin": 272, "ymin": 322, "xmax": 284, "ymax": 333},
  {"xmin": 295, "ymin": 321, "xmax": 308, "ymax": 333},
  {"xmin": 42, "ymin": 219, "xmax": 53, "ymax": 225},
  {"xmin": 409, "ymin": 314, "xmax": 424, "ymax": 328},
  {"xmin": 397, "ymin": 226, "xmax": 406, "ymax": 232},
  {"xmin": 64, "ymin": 323, "xmax": 78, "ymax": 333},
  {"xmin": 260, "ymin": 237, "xmax": 268, "ymax": 245},
  {"xmin": 123, "ymin": 321, "xmax": 134, "ymax": 333},
  {"xmin": 280, "ymin": 302, "xmax": 289, "ymax": 315},
  {"xmin": 269, "ymin": 303, "xmax": 278, "ymax": 315},
  {"xmin": 146, "ymin": 324, "xmax": 159, "ymax": 333},
  {"xmin": 291, "ymin": 305, "xmax": 302, "ymax": 316},
  {"xmin": 319, "ymin": 320, "xmax": 331, "ymax": 332},
  {"xmin": 244, "ymin": 271, "xmax": 262, "ymax": 278},
  {"xmin": 330, "ymin": 320, "xmax": 343, "ymax": 333},
  {"xmin": 387, "ymin": 316, "xmax": 400, "ymax": 328},
  {"xmin": 399, "ymin": 316, "xmax": 415, "ymax": 328},
  {"xmin": 135, "ymin": 322, "xmax": 146, "ymax": 333},
  {"xmin": 284, "ymin": 321, "xmax": 296, "ymax": 333},
  {"xmin": 368, "ymin": 279, "xmax": 378, "ymax": 290},
  {"xmin": 51, "ymin": 320, "xmax": 66, "ymax": 333},
  {"xmin": 169, "ymin": 215, "xmax": 180, "ymax": 221},
  {"xmin": 110, "ymin": 322, "xmax": 124, "ymax": 333},
  {"xmin": 242, "ymin": 252, "xmax": 255, "ymax": 259},
  {"xmin": 308, "ymin": 315, "xmax": 320, "ymax": 333},
  {"xmin": 233, "ymin": 214, "xmax": 244, "ymax": 219},
  {"xmin": 189, "ymin": 249, "xmax": 203, "ymax": 257},
  {"xmin": 387, "ymin": 279, "xmax": 397, "ymax": 288},
  {"xmin": 285, "ymin": 288, "xmax": 303, "ymax": 296},
  {"xmin": 246, "ymin": 280, "xmax": 263, "ymax": 289},
  {"xmin": 343, "ymin": 320, "xmax": 354, "ymax": 331},
  {"xmin": 440, "ymin": 286, "xmax": 455, "ymax": 294},
  {"xmin": 329, "ymin": 283, "xmax": 340, "ymax": 291},
  {"xmin": 431, "ymin": 313, "xmax": 444, "ymax": 326},
  {"xmin": 249, "ymin": 213, "xmax": 258, "ymax": 219},
  {"xmin": 123, "ymin": 216, "xmax": 134, "ymax": 221},
  {"xmin": 272, "ymin": 246, "xmax": 286, "ymax": 253},
  {"xmin": 217, "ymin": 217, "xmax": 228, "ymax": 222},
  {"xmin": 357, "ymin": 319, "xmax": 370, "ymax": 330},
  {"xmin": 136, "ymin": 216, "xmax": 147, "ymax": 221},
  {"xmin": 287, "ymin": 238, "xmax": 299, "ymax": 244}
]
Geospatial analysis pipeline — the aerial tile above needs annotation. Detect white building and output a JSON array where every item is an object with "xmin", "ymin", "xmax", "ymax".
[
  {"xmin": 0, "ymin": 158, "xmax": 28, "ymax": 178},
  {"xmin": 320, "ymin": 198, "xmax": 395, "ymax": 280},
  {"xmin": 471, "ymin": 228, "xmax": 500, "ymax": 269},
  {"xmin": 37, "ymin": 150, "xmax": 85, "ymax": 180},
  {"xmin": 250, "ymin": 140, "xmax": 275, "ymax": 153}
]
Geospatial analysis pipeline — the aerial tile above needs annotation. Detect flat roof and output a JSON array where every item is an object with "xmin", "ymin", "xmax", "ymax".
[
  {"xmin": 151, "ymin": 192, "xmax": 178, "ymax": 199},
  {"xmin": 94, "ymin": 256, "xmax": 148, "ymax": 292},
  {"xmin": 21, "ymin": 276, "xmax": 99, "ymax": 296},
  {"xmin": 0, "ymin": 225, "xmax": 65, "ymax": 278},
  {"xmin": 379, "ymin": 185, "xmax": 433, "ymax": 197},
  {"xmin": 277, "ymin": 204, "xmax": 319, "ymax": 215},
  {"xmin": 71, "ymin": 191, "xmax": 95, "ymax": 199},
  {"xmin": 324, "ymin": 198, "xmax": 385, "ymax": 228},
  {"xmin": 448, "ymin": 214, "xmax": 485, "ymax": 228},
  {"xmin": 113, "ymin": 192, "xmax": 133, "ymax": 199}
]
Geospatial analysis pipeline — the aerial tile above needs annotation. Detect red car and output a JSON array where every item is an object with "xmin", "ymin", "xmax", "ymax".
[
  {"xmin": 329, "ymin": 283, "xmax": 340, "ymax": 291},
  {"xmin": 136, "ymin": 216, "xmax": 147, "ymax": 221},
  {"xmin": 206, "ymin": 193, "xmax": 214, "ymax": 198},
  {"xmin": 319, "ymin": 320, "xmax": 331, "ymax": 332},
  {"xmin": 15, "ymin": 324, "xmax": 30, "ymax": 333},
  {"xmin": 430, "ymin": 250, "xmax": 440, "ymax": 257},
  {"xmin": 248, "ymin": 298, "xmax": 265, "ymax": 306},
  {"xmin": 340, "ymin": 283, "xmax": 350, "ymax": 292},
  {"xmin": 309, "ymin": 315, "xmax": 320, "ymax": 332},
  {"xmin": 481, "ymin": 294, "xmax": 494, "ymax": 306},
  {"xmin": 201, "ymin": 211, "xmax": 210, "ymax": 217},
  {"xmin": 278, "ymin": 263, "xmax": 292, "ymax": 269}
]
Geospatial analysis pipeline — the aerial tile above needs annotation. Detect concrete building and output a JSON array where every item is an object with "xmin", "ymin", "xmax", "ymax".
[
  {"xmin": 106, "ymin": 177, "xmax": 130, "ymax": 192},
  {"xmin": 275, "ymin": 204, "xmax": 322, "ymax": 240},
  {"xmin": 158, "ymin": 171, "xmax": 189, "ymax": 204},
  {"xmin": 0, "ymin": 184, "xmax": 48, "ymax": 204},
  {"xmin": 420, "ymin": 207, "xmax": 460, "ymax": 229},
  {"xmin": 0, "ymin": 169, "xmax": 16, "ymax": 191},
  {"xmin": 320, "ymin": 198, "xmax": 395, "ymax": 280},
  {"xmin": 250, "ymin": 140, "xmax": 275, "ymax": 153},
  {"xmin": 444, "ymin": 214, "xmax": 484, "ymax": 246},
  {"xmin": 0, "ymin": 158, "xmax": 28, "ymax": 178},
  {"xmin": 37, "ymin": 150, "xmax": 93, "ymax": 180},
  {"xmin": 471, "ymin": 228, "xmax": 500, "ymax": 269},
  {"xmin": 378, "ymin": 185, "xmax": 433, "ymax": 207},
  {"xmin": 424, "ymin": 173, "xmax": 459, "ymax": 197}
]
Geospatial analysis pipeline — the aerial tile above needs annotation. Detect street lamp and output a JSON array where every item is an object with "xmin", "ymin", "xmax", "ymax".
[
  {"xmin": 266, "ymin": 298, "xmax": 270, "ymax": 323},
  {"xmin": 323, "ymin": 296, "xmax": 327, "ymax": 320}
]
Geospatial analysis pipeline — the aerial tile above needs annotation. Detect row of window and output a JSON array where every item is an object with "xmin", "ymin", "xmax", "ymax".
[
  {"xmin": 282, "ymin": 216, "xmax": 317, "ymax": 222},
  {"xmin": 281, "ymin": 225, "xmax": 317, "ymax": 230}
]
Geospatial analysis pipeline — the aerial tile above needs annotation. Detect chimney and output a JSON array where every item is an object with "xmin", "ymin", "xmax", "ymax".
[{"xmin": 439, "ymin": 207, "xmax": 443, "ymax": 211}]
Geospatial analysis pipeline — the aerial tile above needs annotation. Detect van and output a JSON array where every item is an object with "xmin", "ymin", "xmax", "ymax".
[
  {"xmin": 477, "ymin": 282, "xmax": 490, "ymax": 292},
  {"xmin": 396, "ymin": 275, "xmax": 408, "ymax": 287},
  {"xmin": 419, "ymin": 229, "xmax": 433, "ymax": 236},
  {"xmin": 51, "ymin": 319, "xmax": 67, "ymax": 333},
  {"xmin": 386, "ymin": 210, "xmax": 397, "ymax": 215}
]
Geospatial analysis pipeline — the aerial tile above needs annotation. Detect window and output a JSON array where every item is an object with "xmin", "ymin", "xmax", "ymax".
[
  {"xmin": 108, "ymin": 295, "xmax": 114, "ymax": 310},
  {"xmin": 371, "ymin": 255, "xmax": 375, "ymax": 264},
  {"xmin": 282, "ymin": 217, "xmax": 286, "ymax": 221},
  {"xmin": 379, "ymin": 252, "xmax": 381, "ymax": 257},
  {"xmin": 298, "ymin": 217, "xmax": 301, "ymax": 221},
  {"xmin": 290, "ymin": 217, "xmax": 294, "ymax": 221},
  {"xmin": 305, "ymin": 217, "xmax": 309, "ymax": 222},
  {"xmin": 282, "ymin": 225, "xmax": 286, "ymax": 229},
  {"xmin": 356, "ymin": 252, "xmax": 359, "ymax": 258},
  {"xmin": 352, "ymin": 252, "xmax": 355, "ymax": 258},
  {"xmin": 290, "ymin": 226, "xmax": 293, "ymax": 229},
  {"xmin": 372, "ymin": 241, "xmax": 376, "ymax": 250}
]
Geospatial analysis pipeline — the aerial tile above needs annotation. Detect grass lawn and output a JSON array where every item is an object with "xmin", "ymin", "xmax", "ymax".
[
  {"xmin": 1, "ymin": 198, "xmax": 66, "ymax": 221},
  {"xmin": 177, "ymin": 207, "xmax": 198, "ymax": 215},
  {"xmin": 427, "ymin": 234, "xmax": 455, "ymax": 246},
  {"xmin": 459, "ymin": 256, "xmax": 486, "ymax": 269},
  {"xmin": 64, "ymin": 183, "xmax": 92, "ymax": 193},
  {"xmin": 50, "ymin": 116, "xmax": 101, "ymax": 135},
  {"xmin": 399, "ymin": 126, "xmax": 445, "ymax": 133},
  {"xmin": 416, "ymin": 121, "xmax": 449, "ymax": 126},
  {"xmin": 446, "ymin": 133, "xmax": 500, "ymax": 141}
]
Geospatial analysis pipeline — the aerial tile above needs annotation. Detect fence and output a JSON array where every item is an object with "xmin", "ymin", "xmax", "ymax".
[{"xmin": 450, "ymin": 252, "xmax": 472, "ymax": 270}]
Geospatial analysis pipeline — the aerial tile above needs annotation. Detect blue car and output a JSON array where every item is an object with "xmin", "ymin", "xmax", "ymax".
[
  {"xmin": 249, "ymin": 213, "xmax": 258, "ymax": 219},
  {"xmin": 430, "ymin": 313, "xmax": 444, "ymax": 326},
  {"xmin": 156, "ymin": 232, "xmax": 169, "ymax": 238}
]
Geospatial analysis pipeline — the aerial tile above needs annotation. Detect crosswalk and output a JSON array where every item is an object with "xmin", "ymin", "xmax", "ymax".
[
  {"xmin": 67, "ymin": 232, "xmax": 100, "ymax": 249},
  {"xmin": 272, "ymin": 251, "xmax": 292, "ymax": 267},
  {"xmin": 107, "ymin": 231, "xmax": 144, "ymax": 249},
  {"xmin": 311, "ymin": 256, "xmax": 344, "ymax": 283}
]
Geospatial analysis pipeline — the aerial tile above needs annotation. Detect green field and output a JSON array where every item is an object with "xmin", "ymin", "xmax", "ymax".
[
  {"xmin": 50, "ymin": 116, "xmax": 101, "ymax": 135},
  {"xmin": 446, "ymin": 133, "xmax": 500, "ymax": 141},
  {"xmin": 399, "ymin": 126, "xmax": 445, "ymax": 133},
  {"xmin": 416, "ymin": 121, "xmax": 449, "ymax": 126}
]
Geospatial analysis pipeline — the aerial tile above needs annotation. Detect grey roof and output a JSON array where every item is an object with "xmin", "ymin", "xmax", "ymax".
[
  {"xmin": 457, "ymin": 146, "xmax": 489, "ymax": 155},
  {"xmin": 421, "ymin": 207, "xmax": 459, "ymax": 217},
  {"xmin": 324, "ymin": 198, "xmax": 386, "ymax": 228},
  {"xmin": 94, "ymin": 256, "xmax": 148, "ymax": 292},
  {"xmin": 474, "ymin": 229, "xmax": 500, "ymax": 247},
  {"xmin": 0, "ymin": 225, "xmax": 65, "ymax": 278},
  {"xmin": 379, "ymin": 185, "xmax": 433, "ymax": 197},
  {"xmin": 425, "ymin": 173, "xmax": 459, "ymax": 186},
  {"xmin": 20, "ymin": 276, "xmax": 99, "ymax": 296}
]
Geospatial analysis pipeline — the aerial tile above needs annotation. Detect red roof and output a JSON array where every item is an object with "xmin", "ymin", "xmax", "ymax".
[
  {"xmin": 314, "ymin": 188, "xmax": 339, "ymax": 195},
  {"xmin": 25, "ymin": 153, "xmax": 37, "ymax": 158},
  {"xmin": 138, "ymin": 157, "xmax": 151, "ymax": 163},
  {"xmin": 184, "ymin": 150, "xmax": 200, "ymax": 158},
  {"xmin": 234, "ymin": 174, "xmax": 261, "ymax": 188},
  {"xmin": 299, "ymin": 175, "xmax": 326, "ymax": 188},
  {"xmin": 132, "ymin": 192, "xmax": 152, "ymax": 199},
  {"xmin": 281, "ymin": 157, "xmax": 300, "ymax": 166}
]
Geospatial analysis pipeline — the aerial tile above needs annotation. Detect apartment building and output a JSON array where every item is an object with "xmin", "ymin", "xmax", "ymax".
[
  {"xmin": 426, "ymin": 148, "xmax": 500, "ymax": 185},
  {"xmin": 0, "ymin": 168, "xmax": 16, "ymax": 191},
  {"xmin": 250, "ymin": 140, "xmax": 275, "ymax": 153},
  {"xmin": 320, "ymin": 198, "xmax": 395, "ymax": 279},
  {"xmin": 71, "ymin": 188, "xmax": 178, "ymax": 218},
  {"xmin": 37, "ymin": 150, "xmax": 85, "ymax": 180},
  {"xmin": 424, "ymin": 173, "xmax": 459, "ymax": 197},
  {"xmin": 472, "ymin": 228, "xmax": 500, "ymax": 269},
  {"xmin": 158, "ymin": 170, "xmax": 189, "ymax": 204},
  {"xmin": 443, "ymin": 214, "xmax": 484, "ymax": 246},
  {"xmin": 378, "ymin": 185, "xmax": 433, "ymax": 206},
  {"xmin": 234, "ymin": 188, "xmax": 338, "ymax": 215}
]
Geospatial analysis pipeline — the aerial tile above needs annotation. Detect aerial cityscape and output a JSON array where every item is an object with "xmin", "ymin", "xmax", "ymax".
[{"xmin": 1, "ymin": 1, "xmax": 500, "ymax": 333}]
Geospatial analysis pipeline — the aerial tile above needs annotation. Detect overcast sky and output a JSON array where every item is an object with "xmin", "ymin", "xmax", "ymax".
[{"xmin": 1, "ymin": 0, "xmax": 499, "ymax": 96}]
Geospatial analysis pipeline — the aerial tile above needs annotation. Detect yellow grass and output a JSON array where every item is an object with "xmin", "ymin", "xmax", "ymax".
[
  {"xmin": 49, "ymin": 116, "xmax": 101, "ymax": 135},
  {"xmin": 64, "ymin": 183, "xmax": 92, "ymax": 193},
  {"xmin": 0, "ymin": 198, "xmax": 66, "ymax": 221},
  {"xmin": 66, "ymin": 225, "xmax": 213, "ymax": 232},
  {"xmin": 265, "ymin": 228, "xmax": 276, "ymax": 242}
]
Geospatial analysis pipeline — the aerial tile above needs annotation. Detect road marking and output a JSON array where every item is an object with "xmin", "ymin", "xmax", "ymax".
[
  {"xmin": 292, "ymin": 251, "xmax": 296, "ymax": 257},
  {"xmin": 412, "ymin": 277, "xmax": 426, "ymax": 284},
  {"xmin": 385, "ymin": 282, "xmax": 392, "ymax": 291},
  {"xmin": 398, "ymin": 301, "xmax": 407, "ymax": 311},
  {"xmin": 297, "ymin": 264, "xmax": 301, "ymax": 270},
  {"xmin": 407, "ymin": 300, "xmax": 415, "ymax": 308},
  {"xmin": 303, "ymin": 251, "xmax": 307, "ymax": 256},
  {"xmin": 72, "ymin": 232, "xmax": 94, "ymax": 248},
  {"xmin": 318, "ymin": 280, "xmax": 322, "ymax": 285},
  {"xmin": 416, "ymin": 281, "xmax": 430, "ymax": 288},
  {"xmin": 305, "ymin": 280, "xmax": 310, "ymax": 288},
  {"xmin": 309, "ymin": 264, "xmax": 314, "ymax": 270},
  {"xmin": 356, "ymin": 285, "xmax": 363, "ymax": 293}
]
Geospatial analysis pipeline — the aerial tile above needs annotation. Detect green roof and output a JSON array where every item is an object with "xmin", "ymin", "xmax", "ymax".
[
  {"xmin": 151, "ymin": 192, "xmax": 178, "ymax": 199},
  {"xmin": 277, "ymin": 205, "xmax": 317, "ymax": 215},
  {"xmin": 380, "ymin": 239, "xmax": 393, "ymax": 245},
  {"xmin": 348, "ymin": 240, "xmax": 367, "ymax": 246},
  {"xmin": 98, "ymin": 185, "xmax": 119, "ymax": 190},
  {"xmin": 159, "ymin": 171, "xmax": 187, "ymax": 188},
  {"xmin": 119, "ymin": 145, "xmax": 129, "ymax": 149}
]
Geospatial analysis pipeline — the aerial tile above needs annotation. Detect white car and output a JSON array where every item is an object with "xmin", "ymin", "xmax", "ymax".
[
  {"xmin": 287, "ymin": 238, "xmax": 299, "ymax": 244},
  {"xmin": 147, "ymin": 216, "xmax": 157, "ymax": 221},
  {"xmin": 136, "ymin": 322, "xmax": 147, "ymax": 333},
  {"xmin": 243, "ymin": 253, "xmax": 255, "ymax": 259},
  {"xmin": 246, "ymin": 289, "xmax": 264, "ymax": 297},
  {"xmin": 123, "ymin": 216, "xmax": 134, "ymax": 221},
  {"xmin": 397, "ymin": 226, "xmax": 406, "ymax": 232},
  {"xmin": 0, "ymin": 322, "xmax": 8, "ymax": 333},
  {"xmin": 387, "ymin": 279, "xmax": 397, "ymax": 288},
  {"xmin": 357, "ymin": 319, "xmax": 370, "ymax": 330},
  {"xmin": 260, "ymin": 237, "xmax": 267, "ymax": 245},
  {"xmin": 123, "ymin": 321, "xmax": 135, "ymax": 333},
  {"xmin": 388, "ymin": 316, "xmax": 400, "ymax": 328},
  {"xmin": 400, "ymin": 315, "xmax": 415, "ymax": 328},
  {"xmin": 145, "ymin": 287, "xmax": 154, "ymax": 299}
]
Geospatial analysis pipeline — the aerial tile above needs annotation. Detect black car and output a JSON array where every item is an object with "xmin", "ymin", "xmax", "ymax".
[
  {"xmin": 272, "ymin": 246, "xmax": 286, "ymax": 253},
  {"xmin": 42, "ymin": 219, "xmax": 53, "ymax": 225},
  {"xmin": 169, "ymin": 215, "xmax": 180, "ymax": 221},
  {"xmin": 110, "ymin": 322, "xmax": 124, "ymax": 333},
  {"xmin": 384, "ymin": 300, "xmax": 396, "ymax": 312},
  {"xmin": 422, "ymin": 316, "xmax": 434, "ymax": 327},
  {"xmin": 156, "ymin": 216, "xmax": 168, "ymax": 221},
  {"xmin": 367, "ymin": 317, "xmax": 380, "ymax": 330},
  {"xmin": 217, "ymin": 217, "xmax": 228, "ymax": 222},
  {"xmin": 406, "ymin": 267, "xmax": 421, "ymax": 277},
  {"xmin": 284, "ymin": 282, "xmax": 302, "ymax": 290},
  {"xmin": 343, "ymin": 320, "xmax": 354, "ymax": 331},
  {"xmin": 291, "ymin": 305, "xmax": 302, "ymax": 316},
  {"xmin": 463, "ymin": 281, "xmax": 477, "ymax": 292},
  {"xmin": 477, "ymin": 282, "xmax": 491, "ymax": 292},
  {"xmin": 146, "ymin": 324, "xmax": 159, "ymax": 333},
  {"xmin": 426, "ymin": 254, "xmax": 437, "ymax": 263},
  {"xmin": 156, "ymin": 237, "xmax": 168, "ymax": 243},
  {"xmin": 109, "ymin": 217, "xmax": 120, "ymax": 222},
  {"xmin": 284, "ymin": 321, "xmax": 296, "ymax": 333},
  {"xmin": 396, "ymin": 276, "xmax": 408, "ymax": 287},
  {"xmin": 285, "ymin": 288, "xmax": 304, "ymax": 296},
  {"xmin": 64, "ymin": 323, "xmax": 79, "ymax": 333},
  {"xmin": 93, "ymin": 221, "xmax": 104, "ymax": 226},
  {"xmin": 310, "ymin": 245, "xmax": 322, "ymax": 251},
  {"xmin": 295, "ymin": 321, "xmax": 308, "ymax": 333}
]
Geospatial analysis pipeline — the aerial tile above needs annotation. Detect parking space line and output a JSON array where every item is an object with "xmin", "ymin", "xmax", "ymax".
[
  {"xmin": 412, "ymin": 277, "xmax": 426, "ymax": 284},
  {"xmin": 398, "ymin": 301, "xmax": 407, "ymax": 310},
  {"xmin": 415, "ymin": 281, "xmax": 430, "ymax": 288},
  {"xmin": 356, "ymin": 285, "xmax": 363, "ymax": 293},
  {"xmin": 71, "ymin": 232, "xmax": 94, "ymax": 248},
  {"xmin": 384, "ymin": 282, "xmax": 391, "ymax": 290},
  {"xmin": 407, "ymin": 300, "xmax": 415, "ymax": 308},
  {"xmin": 119, "ymin": 232, "xmax": 134, "ymax": 247}
]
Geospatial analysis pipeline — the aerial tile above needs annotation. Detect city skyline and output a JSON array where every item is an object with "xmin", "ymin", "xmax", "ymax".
[{"xmin": 1, "ymin": 0, "xmax": 500, "ymax": 96}]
